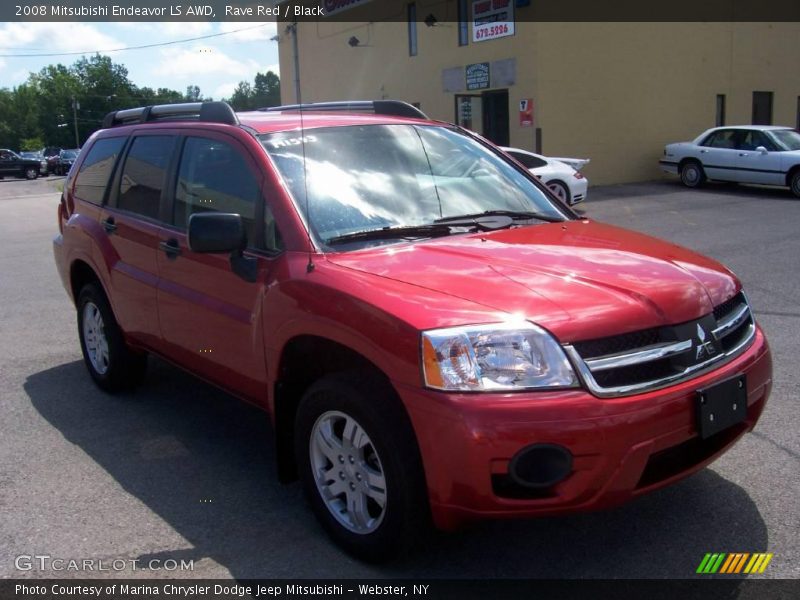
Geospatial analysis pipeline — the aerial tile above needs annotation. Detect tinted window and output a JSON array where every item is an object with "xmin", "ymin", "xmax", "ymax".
[
  {"xmin": 739, "ymin": 130, "xmax": 773, "ymax": 151},
  {"xmin": 509, "ymin": 151, "xmax": 547, "ymax": 169},
  {"xmin": 173, "ymin": 137, "xmax": 261, "ymax": 246},
  {"xmin": 74, "ymin": 137, "xmax": 126, "ymax": 204},
  {"xmin": 703, "ymin": 130, "xmax": 737, "ymax": 149},
  {"xmin": 118, "ymin": 136, "xmax": 175, "ymax": 220}
]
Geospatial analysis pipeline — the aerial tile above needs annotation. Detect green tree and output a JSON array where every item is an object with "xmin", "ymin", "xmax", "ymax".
[{"xmin": 227, "ymin": 71, "xmax": 281, "ymax": 111}]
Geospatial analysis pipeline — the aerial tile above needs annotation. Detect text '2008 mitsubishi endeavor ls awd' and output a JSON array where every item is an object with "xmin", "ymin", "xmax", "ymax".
[{"xmin": 53, "ymin": 100, "xmax": 772, "ymax": 561}]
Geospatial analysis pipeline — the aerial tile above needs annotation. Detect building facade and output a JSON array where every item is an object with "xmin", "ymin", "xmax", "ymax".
[{"xmin": 277, "ymin": 4, "xmax": 800, "ymax": 184}]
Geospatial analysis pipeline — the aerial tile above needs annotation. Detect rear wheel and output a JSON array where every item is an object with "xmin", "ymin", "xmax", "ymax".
[
  {"xmin": 680, "ymin": 161, "xmax": 705, "ymax": 188},
  {"xmin": 295, "ymin": 373, "xmax": 429, "ymax": 561},
  {"xmin": 789, "ymin": 170, "xmax": 800, "ymax": 198},
  {"xmin": 77, "ymin": 283, "xmax": 147, "ymax": 392},
  {"xmin": 24, "ymin": 166, "xmax": 38, "ymax": 180},
  {"xmin": 547, "ymin": 180, "xmax": 570, "ymax": 204}
]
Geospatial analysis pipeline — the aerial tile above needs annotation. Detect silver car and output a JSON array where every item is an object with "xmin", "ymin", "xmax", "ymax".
[{"xmin": 660, "ymin": 126, "xmax": 800, "ymax": 197}]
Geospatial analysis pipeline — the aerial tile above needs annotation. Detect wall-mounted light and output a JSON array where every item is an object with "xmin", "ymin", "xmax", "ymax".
[
  {"xmin": 424, "ymin": 14, "xmax": 438, "ymax": 27},
  {"xmin": 348, "ymin": 36, "xmax": 361, "ymax": 47}
]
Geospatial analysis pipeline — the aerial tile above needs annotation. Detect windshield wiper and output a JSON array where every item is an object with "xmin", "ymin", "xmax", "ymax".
[
  {"xmin": 326, "ymin": 223, "xmax": 456, "ymax": 246},
  {"xmin": 434, "ymin": 209, "xmax": 562, "ymax": 224},
  {"xmin": 326, "ymin": 217, "xmax": 512, "ymax": 246}
]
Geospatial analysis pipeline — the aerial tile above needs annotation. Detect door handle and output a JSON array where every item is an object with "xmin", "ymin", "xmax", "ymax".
[
  {"xmin": 159, "ymin": 239, "xmax": 182, "ymax": 259},
  {"xmin": 699, "ymin": 150, "xmax": 708, "ymax": 153},
  {"xmin": 738, "ymin": 153, "xmax": 749, "ymax": 157},
  {"xmin": 102, "ymin": 217, "xmax": 117, "ymax": 234}
]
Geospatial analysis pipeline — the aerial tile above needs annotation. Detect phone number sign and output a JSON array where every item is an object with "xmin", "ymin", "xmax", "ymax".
[{"xmin": 472, "ymin": 0, "xmax": 515, "ymax": 43}]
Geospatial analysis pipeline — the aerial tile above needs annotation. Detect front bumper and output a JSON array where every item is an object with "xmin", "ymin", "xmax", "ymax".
[
  {"xmin": 659, "ymin": 159, "xmax": 679, "ymax": 175},
  {"xmin": 397, "ymin": 326, "xmax": 771, "ymax": 530}
]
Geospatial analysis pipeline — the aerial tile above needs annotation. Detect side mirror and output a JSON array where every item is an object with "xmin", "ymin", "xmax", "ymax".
[
  {"xmin": 188, "ymin": 212, "xmax": 246, "ymax": 253},
  {"xmin": 756, "ymin": 146, "xmax": 769, "ymax": 155},
  {"xmin": 187, "ymin": 213, "xmax": 257, "ymax": 283}
]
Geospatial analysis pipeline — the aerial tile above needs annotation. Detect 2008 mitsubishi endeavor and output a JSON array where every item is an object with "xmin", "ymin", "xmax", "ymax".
[{"xmin": 53, "ymin": 101, "xmax": 772, "ymax": 561}]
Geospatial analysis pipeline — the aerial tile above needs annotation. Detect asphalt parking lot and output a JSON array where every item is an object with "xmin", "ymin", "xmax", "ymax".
[{"xmin": 1, "ymin": 175, "xmax": 798, "ymax": 580}]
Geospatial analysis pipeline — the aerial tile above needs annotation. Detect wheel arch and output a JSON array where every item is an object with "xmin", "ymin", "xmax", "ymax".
[
  {"xmin": 70, "ymin": 259, "xmax": 104, "ymax": 304},
  {"xmin": 678, "ymin": 157, "xmax": 702, "ymax": 169},
  {"xmin": 272, "ymin": 334, "xmax": 411, "ymax": 483},
  {"xmin": 785, "ymin": 164, "xmax": 800, "ymax": 187}
]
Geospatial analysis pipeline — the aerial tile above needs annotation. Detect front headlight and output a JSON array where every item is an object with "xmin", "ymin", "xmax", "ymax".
[{"xmin": 421, "ymin": 322, "xmax": 577, "ymax": 391}]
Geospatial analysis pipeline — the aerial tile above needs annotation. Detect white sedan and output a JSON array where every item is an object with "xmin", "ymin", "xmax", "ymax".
[
  {"xmin": 501, "ymin": 147, "xmax": 590, "ymax": 206},
  {"xmin": 660, "ymin": 125, "xmax": 800, "ymax": 197}
]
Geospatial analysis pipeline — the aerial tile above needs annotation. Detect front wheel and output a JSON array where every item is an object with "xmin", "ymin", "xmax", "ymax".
[
  {"xmin": 295, "ymin": 373, "xmax": 429, "ymax": 561},
  {"xmin": 790, "ymin": 170, "xmax": 800, "ymax": 198},
  {"xmin": 24, "ymin": 167, "xmax": 38, "ymax": 180},
  {"xmin": 680, "ymin": 161, "xmax": 705, "ymax": 188},
  {"xmin": 77, "ymin": 283, "xmax": 147, "ymax": 392}
]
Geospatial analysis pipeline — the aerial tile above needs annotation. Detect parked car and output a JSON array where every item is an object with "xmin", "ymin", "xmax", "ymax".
[
  {"xmin": 0, "ymin": 148, "xmax": 41, "ymax": 179},
  {"xmin": 660, "ymin": 125, "xmax": 800, "ymax": 197},
  {"xmin": 54, "ymin": 101, "xmax": 771, "ymax": 561},
  {"xmin": 55, "ymin": 149, "xmax": 80, "ymax": 175},
  {"xmin": 20, "ymin": 151, "xmax": 49, "ymax": 175},
  {"xmin": 501, "ymin": 147, "xmax": 589, "ymax": 205}
]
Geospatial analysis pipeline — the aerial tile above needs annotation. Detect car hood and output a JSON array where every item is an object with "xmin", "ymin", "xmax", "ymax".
[{"xmin": 326, "ymin": 220, "xmax": 739, "ymax": 342}]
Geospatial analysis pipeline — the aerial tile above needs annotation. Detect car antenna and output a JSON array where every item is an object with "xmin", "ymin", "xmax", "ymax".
[{"xmin": 293, "ymin": 23, "xmax": 314, "ymax": 274}]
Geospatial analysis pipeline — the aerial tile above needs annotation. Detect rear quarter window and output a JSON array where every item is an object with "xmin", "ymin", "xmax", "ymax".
[
  {"xmin": 74, "ymin": 137, "xmax": 126, "ymax": 205},
  {"xmin": 117, "ymin": 135, "xmax": 176, "ymax": 220}
]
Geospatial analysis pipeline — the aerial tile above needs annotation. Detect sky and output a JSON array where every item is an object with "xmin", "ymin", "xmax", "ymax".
[{"xmin": 0, "ymin": 21, "xmax": 281, "ymax": 100}]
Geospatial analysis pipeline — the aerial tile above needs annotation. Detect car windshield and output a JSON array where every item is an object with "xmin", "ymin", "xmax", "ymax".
[
  {"xmin": 768, "ymin": 129, "xmax": 800, "ymax": 151},
  {"xmin": 62, "ymin": 150, "xmax": 78, "ymax": 159},
  {"xmin": 260, "ymin": 124, "xmax": 565, "ymax": 248}
]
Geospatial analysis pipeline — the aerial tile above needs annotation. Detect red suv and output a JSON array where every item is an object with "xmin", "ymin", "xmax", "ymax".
[{"xmin": 53, "ymin": 101, "xmax": 772, "ymax": 560}]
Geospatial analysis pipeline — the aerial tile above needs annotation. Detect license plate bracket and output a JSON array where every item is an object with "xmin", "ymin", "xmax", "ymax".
[{"xmin": 696, "ymin": 374, "xmax": 747, "ymax": 440}]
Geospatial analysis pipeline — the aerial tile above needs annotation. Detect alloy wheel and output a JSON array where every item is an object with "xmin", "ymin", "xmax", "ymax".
[
  {"xmin": 309, "ymin": 410, "xmax": 387, "ymax": 534},
  {"xmin": 82, "ymin": 301, "xmax": 110, "ymax": 375}
]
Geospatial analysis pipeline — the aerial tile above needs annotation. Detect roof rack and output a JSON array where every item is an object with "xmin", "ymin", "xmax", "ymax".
[
  {"xmin": 102, "ymin": 101, "xmax": 238, "ymax": 129},
  {"xmin": 259, "ymin": 100, "xmax": 428, "ymax": 120}
]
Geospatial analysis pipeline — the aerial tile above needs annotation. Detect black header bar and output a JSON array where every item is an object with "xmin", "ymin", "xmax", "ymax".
[{"xmin": 2, "ymin": 0, "xmax": 800, "ymax": 22}]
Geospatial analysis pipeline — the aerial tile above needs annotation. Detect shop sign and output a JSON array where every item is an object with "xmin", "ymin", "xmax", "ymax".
[
  {"xmin": 472, "ymin": 0, "xmax": 515, "ymax": 43},
  {"xmin": 466, "ymin": 62, "xmax": 490, "ymax": 90},
  {"xmin": 519, "ymin": 98, "xmax": 534, "ymax": 127}
]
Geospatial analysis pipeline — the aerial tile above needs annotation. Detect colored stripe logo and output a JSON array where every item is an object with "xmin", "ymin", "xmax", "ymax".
[{"xmin": 696, "ymin": 553, "xmax": 773, "ymax": 574}]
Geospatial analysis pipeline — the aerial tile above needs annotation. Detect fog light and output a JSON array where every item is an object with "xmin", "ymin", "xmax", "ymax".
[{"xmin": 509, "ymin": 444, "xmax": 573, "ymax": 489}]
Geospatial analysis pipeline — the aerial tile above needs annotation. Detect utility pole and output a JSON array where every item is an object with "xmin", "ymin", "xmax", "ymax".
[{"xmin": 71, "ymin": 96, "xmax": 80, "ymax": 148}]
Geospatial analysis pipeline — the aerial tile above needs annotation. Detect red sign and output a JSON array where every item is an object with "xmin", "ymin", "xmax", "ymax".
[{"xmin": 519, "ymin": 98, "xmax": 534, "ymax": 127}]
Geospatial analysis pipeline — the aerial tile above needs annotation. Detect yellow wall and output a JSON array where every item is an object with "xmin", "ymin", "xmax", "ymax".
[{"xmin": 277, "ymin": 17, "xmax": 800, "ymax": 185}]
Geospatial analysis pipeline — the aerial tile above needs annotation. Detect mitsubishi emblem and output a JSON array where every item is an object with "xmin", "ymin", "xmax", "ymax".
[{"xmin": 695, "ymin": 323, "xmax": 717, "ymax": 360}]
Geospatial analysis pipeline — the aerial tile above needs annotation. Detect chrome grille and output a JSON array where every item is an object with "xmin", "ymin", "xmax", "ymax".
[{"xmin": 564, "ymin": 293, "xmax": 756, "ymax": 397}]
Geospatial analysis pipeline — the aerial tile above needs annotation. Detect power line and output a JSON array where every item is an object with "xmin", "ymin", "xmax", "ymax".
[{"xmin": 0, "ymin": 23, "xmax": 270, "ymax": 58}]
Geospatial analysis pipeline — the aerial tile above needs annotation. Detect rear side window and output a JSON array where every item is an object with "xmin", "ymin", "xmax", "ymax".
[
  {"xmin": 703, "ymin": 130, "xmax": 737, "ymax": 149},
  {"xmin": 173, "ymin": 137, "xmax": 260, "ymax": 245},
  {"xmin": 509, "ymin": 151, "xmax": 547, "ymax": 169},
  {"xmin": 74, "ymin": 137, "xmax": 126, "ymax": 204},
  {"xmin": 117, "ymin": 136, "xmax": 176, "ymax": 220}
]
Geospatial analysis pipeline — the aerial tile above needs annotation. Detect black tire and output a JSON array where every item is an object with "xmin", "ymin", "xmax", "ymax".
[
  {"xmin": 680, "ymin": 161, "xmax": 705, "ymax": 188},
  {"xmin": 77, "ymin": 283, "xmax": 147, "ymax": 392},
  {"xmin": 295, "ymin": 372, "xmax": 429, "ymax": 562},
  {"xmin": 790, "ymin": 170, "xmax": 800, "ymax": 198},
  {"xmin": 24, "ymin": 167, "xmax": 38, "ymax": 180}
]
